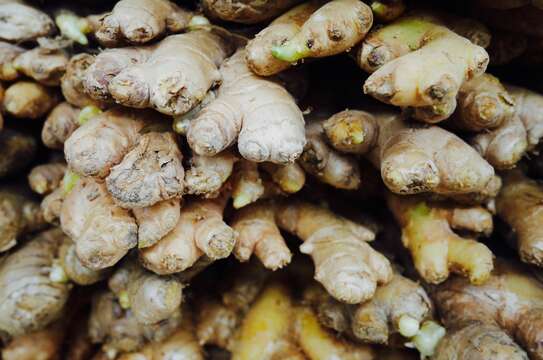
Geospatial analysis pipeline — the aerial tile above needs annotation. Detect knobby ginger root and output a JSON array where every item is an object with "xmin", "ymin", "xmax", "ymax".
[
  {"xmin": 187, "ymin": 49, "xmax": 306, "ymax": 164},
  {"xmin": 28, "ymin": 163, "xmax": 67, "ymax": 195},
  {"xmin": 1, "ymin": 321, "xmax": 65, "ymax": 360},
  {"xmin": 88, "ymin": 290, "xmax": 183, "ymax": 356},
  {"xmin": 3, "ymin": 81, "xmax": 59, "ymax": 119},
  {"xmin": 13, "ymin": 47, "xmax": 69, "ymax": 86},
  {"xmin": 496, "ymin": 170, "xmax": 543, "ymax": 266},
  {"xmin": 201, "ymin": 0, "xmax": 301, "ymax": 24},
  {"xmin": 0, "ymin": 2, "xmax": 55, "ymax": 42},
  {"xmin": 0, "ymin": 129, "xmax": 36, "ymax": 178},
  {"xmin": 42, "ymin": 102, "xmax": 81, "ymax": 150},
  {"xmin": 388, "ymin": 194, "xmax": 494, "ymax": 284},
  {"xmin": 85, "ymin": 30, "xmax": 236, "ymax": 116},
  {"xmin": 64, "ymin": 108, "xmax": 153, "ymax": 178},
  {"xmin": 184, "ymin": 151, "xmax": 237, "ymax": 198},
  {"xmin": 370, "ymin": 0, "xmax": 406, "ymax": 22},
  {"xmin": 108, "ymin": 258, "xmax": 183, "ymax": 325},
  {"xmin": 0, "ymin": 228, "xmax": 72, "ymax": 337},
  {"xmin": 261, "ymin": 162, "xmax": 305, "ymax": 194},
  {"xmin": 231, "ymin": 200, "xmax": 292, "ymax": 270},
  {"xmin": 0, "ymin": 186, "xmax": 46, "ymax": 252},
  {"xmin": 95, "ymin": 0, "xmax": 198, "ymax": 47},
  {"xmin": 276, "ymin": 201, "xmax": 392, "ymax": 304},
  {"xmin": 231, "ymin": 160, "xmax": 265, "ymax": 209},
  {"xmin": 0, "ymin": 41, "xmax": 23, "ymax": 81},
  {"xmin": 433, "ymin": 259, "xmax": 543, "ymax": 360},
  {"xmin": 56, "ymin": 236, "xmax": 108, "ymax": 285},
  {"xmin": 270, "ymin": 0, "xmax": 373, "ymax": 64},
  {"xmin": 60, "ymin": 176, "xmax": 138, "ymax": 269},
  {"xmin": 41, "ymin": 187, "xmax": 65, "ymax": 225},
  {"xmin": 106, "ymin": 132, "xmax": 184, "ymax": 209},
  {"xmin": 323, "ymin": 109, "xmax": 495, "ymax": 195},
  {"xmin": 133, "ymin": 198, "xmax": 181, "ymax": 248},
  {"xmin": 61, "ymin": 54, "xmax": 106, "ymax": 109},
  {"xmin": 305, "ymin": 271, "xmax": 432, "ymax": 344},
  {"xmin": 140, "ymin": 192, "xmax": 235, "ymax": 275}
]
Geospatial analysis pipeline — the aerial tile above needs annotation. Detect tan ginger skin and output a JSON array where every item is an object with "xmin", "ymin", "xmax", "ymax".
[
  {"xmin": 184, "ymin": 151, "xmax": 238, "ymax": 197},
  {"xmin": 94, "ymin": 0, "xmax": 196, "ymax": 47},
  {"xmin": 323, "ymin": 109, "xmax": 495, "ymax": 196},
  {"xmin": 0, "ymin": 2, "xmax": 55, "ymax": 42},
  {"xmin": 133, "ymin": 198, "xmax": 181, "ymax": 248},
  {"xmin": 58, "ymin": 236, "xmax": 108, "ymax": 285},
  {"xmin": 187, "ymin": 49, "xmax": 306, "ymax": 165},
  {"xmin": 246, "ymin": 0, "xmax": 373, "ymax": 75},
  {"xmin": 60, "ymin": 177, "xmax": 138, "ymax": 270},
  {"xmin": 13, "ymin": 47, "xmax": 69, "ymax": 86},
  {"xmin": 28, "ymin": 163, "xmax": 67, "ymax": 195},
  {"xmin": 140, "ymin": 192, "xmax": 236, "ymax": 275},
  {"xmin": 61, "ymin": 54, "xmax": 106, "ymax": 109},
  {"xmin": 202, "ymin": 0, "xmax": 301, "ymax": 24},
  {"xmin": 41, "ymin": 102, "xmax": 81, "ymax": 150},
  {"xmin": 388, "ymin": 194, "xmax": 494, "ymax": 284},
  {"xmin": 304, "ymin": 272, "xmax": 432, "ymax": 344},
  {"xmin": 496, "ymin": 170, "xmax": 543, "ymax": 267},
  {"xmin": 85, "ymin": 30, "xmax": 236, "ymax": 116},
  {"xmin": 0, "ymin": 229, "xmax": 72, "ymax": 337},
  {"xmin": 433, "ymin": 260, "xmax": 543, "ymax": 360},
  {"xmin": 1, "ymin": 322, "xmax": 65, "ymax": 360},
  {"xmin": 0, "ymin": 41, "xmax": 24, "ymax": 81},
  {"xmin": 260, "ymin": 162, "xmax": 306, "ymax": 194},
  {"xmin": 3, "ymin": 81, "xmax": 59, "ymax": 119}
]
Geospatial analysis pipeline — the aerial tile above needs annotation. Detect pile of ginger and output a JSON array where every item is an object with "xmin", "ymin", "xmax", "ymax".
[{"xmin": 2, "ymin": 0, "xmax": 543, "ymax": 359}]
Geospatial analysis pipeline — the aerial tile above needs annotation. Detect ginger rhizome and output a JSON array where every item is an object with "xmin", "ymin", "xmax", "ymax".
[
  {"xmin": 84, "ymin": 30, "xmax": 236, "ymax": 116},
  {"xmin": 496, "ymin": 170, "xmax": 543, "ymax": 267},
  {"xmin": 187, "ymin": 49, "xmax": 306, "ymax": 164},
  {"xmin": 304, "ymin": 271, "xmax": 432, "ymax": 345},
  {"xmin": 140, "ymin": 192, "xmax": 236, "ymax": 275},
  {"xmin": 388, "ymin": 194, "xmax": 494, "ymax": 284},
  {"xmin": 201, "ymin": 0, "xmax": 301, "ymax": 24},
  {"xmin": 93, "ymin": 0, "xmax": 198, "ymax": 47},
  {"xmin": 41, "ymin": 102, "xmax": 81, "ymax": 150},
  {"xmin": 432, "ymin": 259, "xmax": 543, "ymax": 360},
  {"xmin": 322, "ymin": 108, "xmax": 495, "ymax": 196},
  {"xmin": 28, "ymin": 162, "xmax": 67, "ymax": 195},
  {"xmin": 61, "ymin": 54, "xmax": 105, "ymax": 109},
  {"xmin": 1, "ymin": 322, "xmax": 65, "ymax": 360},
  {"xmin": 0, "ymin": 129, "xmax": 36, "ymax": 178},
  {"xmin": 13, "ymin": 47, "xmax": 69, "ymax": 86},
  {"xmin": 356, "ymin": 12, "xmax": 489, "ymax": 120},
  {"xmin": 184, "ymin": 151, "xmax": 237, "ymax": 197},
  {"xmin": 0, "ymin": 41, "xmax": 24, "ymax": 81},
  {"xmin": 0, "ymin": 2, "xmax": 55, "ymax": 42},
  {"xmin": 0, "ymin": 228, "xmax": 72, "ymax": 337},
  {"xmin": 246, "ymin": 0, "xmax": 373, "ymax": 75},
  {"xmin": 3, "ymin": 81, "xmax": 59, "ymax": 119}
]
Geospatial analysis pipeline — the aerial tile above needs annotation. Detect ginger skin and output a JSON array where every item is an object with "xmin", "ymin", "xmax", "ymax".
[
  {"xmin": 260, "ymin": 162, "xmax": 305, "ymax": 194},
  {"xmin": 276, "ymin": 201, "xmax": 392, "ymax": 304},
  {"xmin": 0, "ymin": 229, "xmax": 72, "ymax": 337},
  {"xmin": 202, "ymin": 0, "xmax": 301, "ymax": 24},
  {"xmin": 61, "ymin": 54, "xmax": 105, "ymax": 109},
  {"xmin": 94, "ymin": 0, "xmax": 196, "ymax": 47},
  {"xmin": 184, "ymin": 152, "xmax": 237, "ymax": 198},
  {"xmin": 1, "ymin": 322, "xmax": 65, "ymax": 360},
  {"xmin": 57, "ymin": 237, "xmax": 108, "ymax": 285},
  {"xmin": 3, "ymin": 81, "xmax": 59, "ymax": 119},
  {"xmin": 231, "ymin": 160, "xmax": 265, "ymax": 209},
  {"xmin": 433, "ymin": 260, "xmax": 543, "ymax": 360},
  {"xmin": 140, "ymin": 192, "xmax": 235, "ymax": 275},
  {"xmin": 0, "ymin": 129, "xmax": 36, "ymax": 178},
  {"xmin": 388, "ymin": 194, "xmax": 494, "ymax": 284},
  {"xmin": 0, "ymin": 41, "xmax": 23, "ymax": 81},
  {"xmin": 28, "ymin": 163, "xmax": 67, "ymax": 195},
  {"xmin": 42, "ymin": 102, "xmax": 81, "ymax": 150},
  {"xmin": 133, "ymin": 198, "xmax": 181, "ymax": 248},
  {"xmin": 0, "ymin": 2, "xmax": 55, "ymax": 42},
  {"xmin": 496, "ymin": 170, "xmax": 543, "ymax": 266},
  {"xmin": 13, "ymin": 48, "xmax": 69, "ymax": 86},
  {"xmin": 187, "ymin": 49, "xmax": 306, "ymax": 165}
]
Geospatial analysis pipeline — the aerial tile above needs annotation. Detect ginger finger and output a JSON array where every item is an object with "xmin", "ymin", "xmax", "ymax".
[
  {"xmin": 106, "ymin": 30, "xmax": 236, "ymax": 116},
  {"xmin": 0, "ymin": 41, "xmax": 23, "ymax": 81},
  {"xmin": 305, "ymin": 271, "xmax": 432, "ymax": 344},
  {"xmin": 56, "ymin": 237, "xmax": 107, "ymax": 285},
  {"xmin": 3, "ymin": 81, "xmax": 59, "ymax": 119},
  {"xmin": 388, "ymin": 194, "xmax": 494, "ymax": 284},
  {"xmin": 13, "ymin": 47, "xmax": 69, "ymax": 86},
  {"xmin": 496, "ymin": 170, "xmax": 543, "ymax": 266},
  {"xmin": 28, "ymin": 162, "xmax": 67, "ymax": 195},
  {"xmin": 260, "ymin": 162, "xmax": 305, "ymax": 194},
  {"xmin": 133, "ymin": 198, "xmax": 181, "ymax": 248},
  {"xmin": 231, "ymin": 200, "xmax": 292, "ymax": 270},
  {"xmin": 271, "ymin": 0, "xmax": 373, "ymax": 64},
  {"xmin": 432, "ymin": 259, "xmax": 543, "ymax": 360},
  {"xmin": 300, "ymin": 118, "xmax": 361, "ymax": 190},
  {"xmin": 370, "ymin": 0, "xmax": 405, "ymax": 22},
  {"xmin": 62, "ymin": 54, "xmax": 107, "ymax": 108},
  {"xmin": 231, "ymin": 160, "xmax": 265, "ymax": 209},
  {"xmin": 108, "ymin": 258, "xmax": 183, "ymax": 325},
  {"xmin": 106, "ymin": 132, "xmax": 184, "ymax": 209},
  {"xmin": 184, "ymin": 151, "xmax": 237, "ymax": 198},
  {"xmin": 246, "ymin": 1, "xmax": 322, "ymax": 76},
  {"xmin": 2, "ymin": 321, "xmax": 65, "ymax": 360},
  {"xmin": 41, "ymin": 187, "xmax": 65, "ymax": 225},
  {"xmin": 42, "ymin": 102, "xmax": 81, "ymax": 150},
  {"xmin": 187, "ymin": 49, "xmax": 306, "ymax": 164},
  {"xmin": 140, "ymin": 192, "xmax": 235, "ymax": 275},
  {"xmin": 0, "ymin": 129, "xmax": 36, "ymax": 178},
  {"xmin": 202, "ymin": 0, "xmax": 301, "ymax": 24},
  {"xmin": 60, "ymin": 177, "xmax": 138, "ymax": 270},
  {"xmin": 322, "ymin": 109, "xmax": 379, "ymax": 155},
  {"xmin": 95, "ymin": 0, "xmax": 197, "ymax": 47},
  {"xmin": 0, "ymin": 2, "xmax": 55, "ymax": 42},
  {"xmin": 0, "ymin": 186, "xmax": 46, "ymax": 252},
  {"xmin": 0, "ymin": 228, "xmax": 72, "ymax": 336},
  {"xmin": 276, "ymin": 201, "xmax": 392, "ymax": 304}
]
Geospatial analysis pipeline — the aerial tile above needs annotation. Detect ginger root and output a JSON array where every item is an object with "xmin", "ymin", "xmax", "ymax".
[
  {"xmin": 0, "ymin": 129, "xmax": 36, "ymax": 178},
  {"xmin": 0, "ymin": 41, "xmax": 23, "ymax": 81},
  {"xmin": 388, "ymin": 194, "xmax": 494, "ymax": 284},
  {"xmin": 187, "ymin": 49, "xmax": 306, "ymax": 164},
  {"xmin": 28, "ymin": 163, "xmax": 67, "ymax": 195},
  {"xmin": 202, "ymin": 0, "xmax": 301, "ymax": 24},
  {"xmin": 61, "ymin": 54, "xmax": 105, "ymax": 109},
  {"xmin": 260, "ymin": 162, "xmax": 305, "ymax": 194},
  {"xmin": 42, "ymin": 102, "xmax": 81, "ymax": 150},
  {"xmin": 184, "ymin": 151, "xmax": 237, "ymax": 198},
  {"xmin": 133, "ymin": 198, "xmax": 181, "ymax": 248},
  {"xmin": 496, "ymin": 170, "xmax": 543, "ymax": 266},
  {"xmin": 1, "ymin": 322, "xmax": 65, "ymax": 360},
  {"xmin": 94, "ymin": 0, "xmax": 197, "ymax": 47},
  {"xmin": 0, "ymin": 2, "xmax": 55, "ymax": 42},
  {"xmin": 3, "ymin": 81, "xmax": 59, "ymax": 119},
  {"xmin": 433, "ymin": 259, "xmax": 543, "ymax": 360},
  {"xmin": 13, "ymin": 47, "xmax": 69, "ymax": 86},
  {"xmin": 231, "ymin": 160, "xmax": 265, "ymax": 209},
  {"xmin": 0, "ymin": 228, "xmax": 72, "ymax": 337}
]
